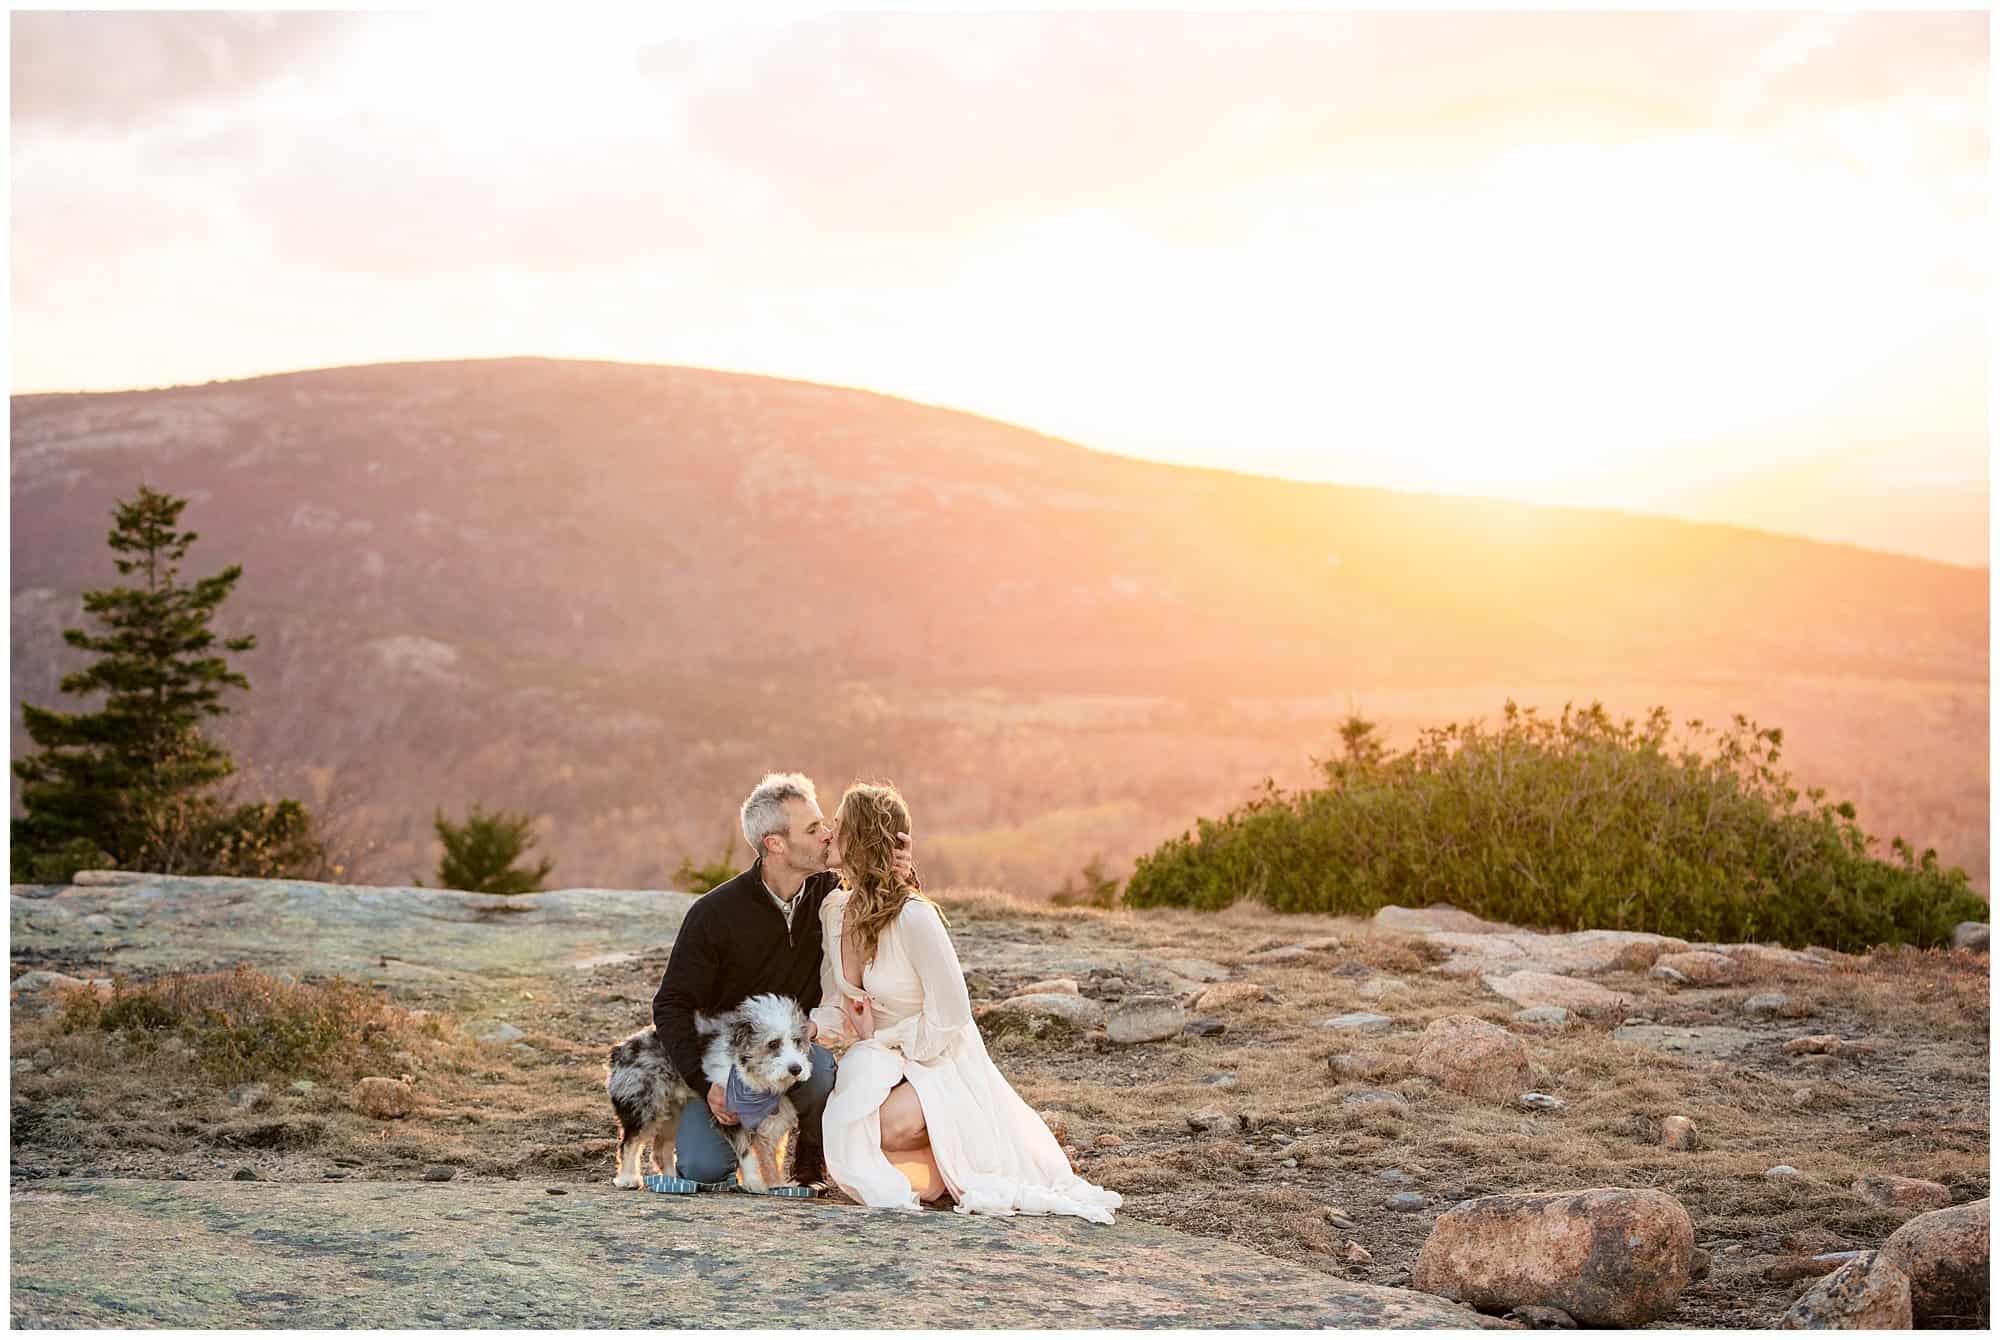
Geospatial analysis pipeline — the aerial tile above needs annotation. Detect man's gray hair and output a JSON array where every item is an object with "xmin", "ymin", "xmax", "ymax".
[{"xmin": 740, "ymin": 772, "xmax": 817, "ymax": 857}]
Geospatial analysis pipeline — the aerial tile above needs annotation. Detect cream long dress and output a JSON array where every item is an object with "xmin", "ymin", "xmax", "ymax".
[{"xmin": 811, "ymin": 889, "xmax": 1122, "ymax": 1224}]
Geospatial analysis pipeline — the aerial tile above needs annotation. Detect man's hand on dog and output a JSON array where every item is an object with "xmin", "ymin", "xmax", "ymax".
[{"xmin": 707, "ymin": 1082, "xmax": 739, "ymax": 1126}]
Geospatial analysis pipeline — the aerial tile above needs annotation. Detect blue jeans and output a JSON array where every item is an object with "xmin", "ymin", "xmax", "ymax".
[{"xmin": 675, "ymin": 1042, "xmax": 837, "ymax": 1183}]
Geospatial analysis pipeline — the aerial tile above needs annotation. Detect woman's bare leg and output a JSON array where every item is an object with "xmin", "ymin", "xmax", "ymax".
[{"xmin": 878, "ymin": 1082, "xmax": 949, "ymax": 1202}]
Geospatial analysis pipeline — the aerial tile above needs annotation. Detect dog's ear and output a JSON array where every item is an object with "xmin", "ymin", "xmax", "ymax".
[{"xmin": 730, "ymin": 1017, "xmax": 757, "ymax": 1052}]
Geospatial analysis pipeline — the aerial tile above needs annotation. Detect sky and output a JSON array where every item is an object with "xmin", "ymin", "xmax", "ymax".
[{"xmin": 8, "ymin": 7, "xmax": 1991, "ymax": 566}]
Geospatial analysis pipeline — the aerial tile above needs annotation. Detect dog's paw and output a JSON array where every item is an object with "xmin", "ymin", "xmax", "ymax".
[{"xmin": 613, "ymin": 1172, "xmax": 643, "ymax": 1189}]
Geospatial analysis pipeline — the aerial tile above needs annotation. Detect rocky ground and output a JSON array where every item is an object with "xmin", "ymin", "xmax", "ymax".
[{"xmin": 9, "ymin": 874, "xmax": 1991, "ymax": 1329}]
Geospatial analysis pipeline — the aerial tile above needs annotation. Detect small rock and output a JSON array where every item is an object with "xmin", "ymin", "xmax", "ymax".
[
  {"xmin": 1481, "ymin": 970, "xmax": 1624, "ymax": 1015},
  {"xmin": 1037, "ymin": 1110, "xmax": 1074, "ymax": 1144},
  {"xmin": 1661, "ymin": 1116, "xmax": 1698, "ymax": 1151},
  {"xmin": 1344, "ymin": 1242, "xmax": 1373, "ymax": 1265},
  {"xmin": 1876, "ymin": 1197, "xmax": 1989, "ymax": 1326},
  {"xmin": 1193, "ymin": 982, "xmax": 1272, "ymax": 1012},
  {"xmin": 1767, "ymin": 1256, "xmax": 1847, "ymax": 1282},
  {"xmin": 1950, "ymin": 922, "xmax": 1988, "ymax": 954},
  {"xmin": 1246, "ymin": 945, "xmax": 1310, "ymax": 963},
  {"xmin": 1376, "ymin": 1168, "xmax": 1412, "ymax": 1184},
  {"xmin": 1342, "ymin": 1088, "xmax": 1409, "ymax": 1113},
  {"xmin": 1690, "ymin": 1247, "xmax": 1712, "ymax": 1280},
  {"xmin": 288, "ymin": 1080, "xmax": 317, "ymax": 1096},
  {"xmin": 1328, "ymin": 1051, "xmax": 1405, "ymax": 1081},
  {"xmin": 1783, "ymin": 1034, "xmax": 1844, "ymax": 1056},
  {"xmin": 1318, "ymin": 1012, "xmax": 1393, "ymax": 1033},
  {"xmin": 1106, "ymin": 995, "xmax": 1185, "ymax": 1044},
  {"xmin": 1182, "ymin": 1017, "xmax": 1226, "ymax": 1037},
  {"xmin": 1200, "ymin": 1072, "xmax": 1238, "ymax": 1089},
  {"xmin": 473, "ymin": 1022, "xmax": 526, "ymax": 1045},
  {"xmin": 1743, "ymin": 991, "xmax": 1790, "ymax": 1016},
  {"xmin": 227, "ymin": 1083, "xmax": 270, "ymax": 1110},
  {"xmin": 1518, "ymin": 1093, "xmax": 1565, "ymax": 1112},
  {"xmin": 1093, "ymin": 1133, "xmax": 1122, "ymax": 1149},
  {"xmin": 1153, "ymin": 957, "xmax": 1231, "ymax": 983},
  {"xmin": 12, "ymin": 1058, "xmax": 35, "ymax": 1075},
  {"xmin": 349, "ymin": 1075, "xmax": 416, "ymax": 1120},
  {"xmin": 422, "ymin": 1165, "xmax": 457, "ymax": 1182},
  {"xmin": 1356, "ymin": 977, "xmax": 1405, "ymax": 1001},
  {"xmin": 8, "ymin": 971, "xmax": 86, "ymax": 995},
  {"xmin": 1386, "ymin": 1191, "xmax": 1428, "ymax": 1212},
  {"xmin": 1016, "ymin": 978, "xmax": 1080, "ymax": 996},
  {"xmin": 231, "ymin": 1167, "xmax": 257, "ymax": 1181},
  {"xmin": 961, "ymin": 972, "xmax": 998, "ymax": 998},
  {"xmin": 1778, "ymin": 1252, "xmax": 1912, "ymax": 1329},
  {"xmin": 1413, "ymin": 1187, "xmax": 1696, "ymax": 1327},
  {"xmin": 1852, "ymin": 1175, "xmax": 1952, "ymax": 1213},
  {"xmin": 1784, "ymin": 1228, "xmax": 1853, "ymax": 1255},
  {"xmin": 1504, "ymin": 1305, "xmax": 1579, "ymax": 1329},
  {"xmin": 1652, "ymin": 950, "xmax": 1743, "ymax": 986},
  {"xmin": 1186, "ymin": 1110, "xmax": 1231, "ymax": 1134},
  {"xmin": 986, "ymin": 992, "xmax": 1107, "ymax": 1032},
  {"xmin": 1767, "ymin": 1165, "xmax": 1804, "ymax": 1180},
  {"xmin": 1414, "ymin": 1015, "xmax": 1531, "ymax": 1100},
  {"xmin": 545, "ymin": 1187, "xmax": 567, "ymax": 1195},
  {"xmin": 1512, "ymin": 1006, "xmax": 1572, "ymax": 1033},
  {"xmin": 1280, "ymin": 1157, "xmax": 1298, "ymax": 1169},
  {"xmin": 1792, "ymin": 1087, "xmax": 1816, "ymax": 1106},
  {"xmin": 1322, "ymin": 1207, "xmax": 1358, "ymax": 1229}
]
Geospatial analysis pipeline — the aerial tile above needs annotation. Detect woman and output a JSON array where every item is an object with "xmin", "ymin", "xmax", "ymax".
[{"xmin": 810, "ymin": 782, "xmax": 1122, "ymax": 1223}]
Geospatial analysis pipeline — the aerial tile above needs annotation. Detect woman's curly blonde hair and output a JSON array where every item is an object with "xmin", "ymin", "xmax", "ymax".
[{"xmin": 836, "ymin": 782, "xmax": 944, "ymax": 968}]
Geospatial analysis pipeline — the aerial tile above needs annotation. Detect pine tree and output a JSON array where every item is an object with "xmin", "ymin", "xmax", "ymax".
[
  {"xmin": 431, "ymin": 804, "xmax": 554, "ymax": 895},
  {"xmin": 12, "ymin": 486, "xmax": 282, "ymax": 880}
]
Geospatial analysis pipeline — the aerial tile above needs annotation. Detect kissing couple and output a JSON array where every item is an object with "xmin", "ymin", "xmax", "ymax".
[{"xmin": 646, "ymin": 772, "xmax": 1121, "ymax": 1222}]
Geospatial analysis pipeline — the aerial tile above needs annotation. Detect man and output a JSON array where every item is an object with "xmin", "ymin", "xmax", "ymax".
[{"xmin": 651, "ymin": 771, "xmax": 911, "ymax": 1187}]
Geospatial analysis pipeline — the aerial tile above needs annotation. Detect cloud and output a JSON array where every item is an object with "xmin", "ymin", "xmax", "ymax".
[{"xmin": 10, "ymin": 10, "xmax": 358, "ymax": 132}]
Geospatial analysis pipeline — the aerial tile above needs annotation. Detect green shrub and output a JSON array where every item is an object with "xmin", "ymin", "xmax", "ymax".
[
  {"xmin": 429, "ymin": 803, "xmax": 553, "ymax": 894},
  {"xmin": 672, "ymin": 838, "xmax": 740, "ymax": 895},
  {"xmin": 1050, "ymin": 855, "xmax": 1121, "ymax": 908},
  {"xmin": 1125, "ymin": 701, "xmax": 1987, "ymax": 952},
  {"xmin": 59, "ymin": 965, "xmax": 430, "ymax": 1085},
  {"xmin": 11, "ymin": 835, "xmax": 116, "ymax": 885}
]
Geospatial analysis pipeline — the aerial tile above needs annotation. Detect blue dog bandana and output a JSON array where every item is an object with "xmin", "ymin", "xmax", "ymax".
[{"xmin": 724, "ymin": 1068, "xmax": 783, "ymax": 1131}]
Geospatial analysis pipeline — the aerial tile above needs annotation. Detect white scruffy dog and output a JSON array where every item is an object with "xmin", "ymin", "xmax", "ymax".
[{"xmin": 606, "ymin": 993, "xmax": 813, "ymax": 1192}]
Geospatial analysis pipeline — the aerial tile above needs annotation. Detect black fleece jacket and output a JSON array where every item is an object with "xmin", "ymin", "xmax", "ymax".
[{"xmin": 651, "ymin": 859, "xmax": 838, "ymax": 1092}]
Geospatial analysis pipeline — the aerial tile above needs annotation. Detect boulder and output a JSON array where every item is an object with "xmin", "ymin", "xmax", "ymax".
[
  {"xmin": 1016, "ymin": 978, "xmax": 1079, "ymax": 996},
  {"xmin": 1414, "ymin": 1015, "xmax": 1531, "ymax": 1100},
  {"xmin": 1480, "ymin": 971, "xmax": 1624, "ymax": 1016},
  {"xmin": 1651, "ymin": 951, "xmax": 1742, "ymax": 986},
  {"xmin": 1876, "ymin": 1198, "xmax": 1989, "ymax": 1326},
  {"xmin": 1778, "ymin": 1253, "xmax": 1913, "ymax": 1329},
  {"xmin": 1106, "ymin": 995, "xmax": 1185, "ymax": 1044},
  {"xmin": 1411, "ymin": 1187, "xmax": 1695, "ymax": 1326},
  {"xmin": 1852, "ymin": 1176, "xmax": 1952, "ymax": 1214},
  {"xmin": 983, "ymin": 993, "xmax": 1106, "ymax": 1032},
  {"xmin": 1192, "ymin": 982, "xmax": 1272, "ymax": 1012},
  {"xmin": 349, "ymin": 1076, "xmax": 416, "ymax": 1120},
  {"xmin": 1721, "ymin": 943, "xmax": 1834, "ymax": 974},
  {"xmin": 1950, "ymin": 922, "xmax": 1988, "ymax": 954}
]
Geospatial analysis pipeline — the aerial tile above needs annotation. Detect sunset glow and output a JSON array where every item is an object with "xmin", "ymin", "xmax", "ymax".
[{"xmin": 9, "ymin": 8, "xmax": 1988, "ymax": 564}]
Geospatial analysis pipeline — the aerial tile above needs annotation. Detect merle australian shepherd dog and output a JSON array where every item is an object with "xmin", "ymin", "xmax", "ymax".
[{"xmin": 606, "ymin": 993, "xmax": 813, "ymax": 1192}]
